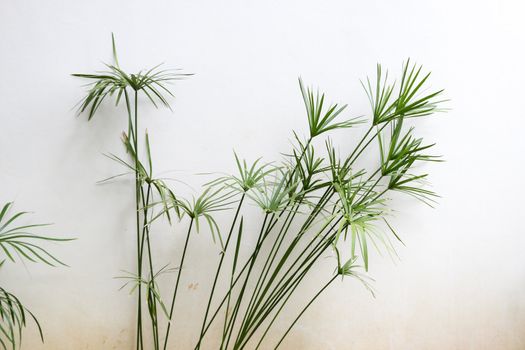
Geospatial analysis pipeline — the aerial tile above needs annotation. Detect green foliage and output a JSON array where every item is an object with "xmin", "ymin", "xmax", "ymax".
[
  {"xmin": 333, "ymin": 175, "xmax": 387, "ymax": 271},
  {"xmin": 287, "ymin": 134, "xmax": 326, "ymax": 194},
  {"xmin": 208, "ymin": 153, "xmax": 274, "ymax": 193},
  {"xmin": 193, "ymin": 60, "xmax": 446, "ymax": 350},
  {"xmin": 379, "ymin": 117, "xmax": 441, "ymax": 205},
  {"xmin": 73, "ymin": 34, "xmax": 190, "ymax": 121},
  {"xmin": 0, "ymin": 287, "xmax": 43, "ymax": 350},
  {"xmin": 74, "ymin": 35, "xmax": 192, "ymax": 350},
  {"xmin": 176, "ymin": 187, "xmax": 237, "ymax": 247},
  {"xmin": 362, "ymin": 64, "xmax": 396, "ymax": 125},
  {"xmin": 0, "ymin": 202, "xmax": 69, "ymax": 349},
  {"xmin": 0, "ymin": 202, "xmax": 70, "ymax": 266},
  {"xmin": 247, "ymin": 169, "xmax": 299, "ymax": 213},
  {"xmin": 232, "ymin": 154, "xmax": 272, "ymax": 192},
  {"xmin": 75, "ymin": 39, "xmax": 445, "ymax": 350},
  {"xmin": 117, "ymin": 264, "xmax": 174, "ymax": 318},
  {"xmin": 299, "ymin": 78, "xmax": 364, "ymax": 137},
  {"xmin": 102, "ymin": 131, "xmax": 182, "ymax": 221},
  {"xmin": 362, "ymin": 60, "xmax": 445, "ymax": 125},
  {"xmin": 334, "ymin": 256, "xmax": 375, "ymax": 295}
]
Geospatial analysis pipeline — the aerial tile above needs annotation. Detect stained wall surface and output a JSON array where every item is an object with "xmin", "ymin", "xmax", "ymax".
[{"xmin": 1, "ymin": 0, "xmax": 524, "ymax": 349}]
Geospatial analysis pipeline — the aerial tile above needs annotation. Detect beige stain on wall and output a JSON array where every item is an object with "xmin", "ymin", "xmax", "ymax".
[{"xmin": 16, "ymin": 265, "xmax": 525, "ymax": 350}]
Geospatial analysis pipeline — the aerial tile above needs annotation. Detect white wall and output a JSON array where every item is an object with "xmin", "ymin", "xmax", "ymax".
[{"xmin": 1, "ymin": 0, "xmax": 524, "ymax": 349}]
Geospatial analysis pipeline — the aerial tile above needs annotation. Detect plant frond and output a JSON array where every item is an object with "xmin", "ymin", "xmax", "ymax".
[
  {"xmin": 0, "ymin": 202, "xmax": 72, "ymax": 267},
  {"xmin": 363, "ymin": 60, "xmax": 446, "ymax": 125},
  {"xmin": 175, "ymin": 187, "xmax": 237, "ymax": 245},
  {"xmin": 207, "ymin": 153, "xmax": 275, "ymax": 194},
  {"xmin": 378, "ymin": 118, "xmax": 440, "ymax": 206},
  {"xmin": 299, "ymin": 78, "xmax": 364, "ymax": 138},
  {"xmin": 73, "ymin": 34, "xmax": 191, "ymax": 121},
  {"xmin": 247, "ymin": 168, "xmax": 299, "ymax": 213},
  {"xmin": 0, "ymin": 287, "xmax": 43, "ymax": 350}
]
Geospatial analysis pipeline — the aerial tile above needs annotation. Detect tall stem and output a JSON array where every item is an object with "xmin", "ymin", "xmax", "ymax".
[
  {"xmin": 194, "ymin": 188, "xmax": 328, "ymax": 348},
  {"xmin": 234, "ymin": 220, "xmax": 338, "ymax": 348},
  {"xmin": 140, "ymin": 184, "xmax": 160, "ymax": 349},
  {"xmin": 163, "ymin": 218, "xmax": 194, "ymax": 350},
  {"xmin": 193, "ymin": 226, "xmax": 275, "ymax": 350},
  {"xmin": 126, "ymin": 89, "xmax": 144, "ymax": 350},
  {"xmin": 238, "ymin": 192, "xmax": 333, "ymax": 335},
  {"xmin": 196, "ymin": 194, "xmax": 245, "ymax": 349},
  {"xmin": 236, "ymin": 203, "xmax": 300, "ymax": 340},
  {"xmin": 222, "ymin": 214, "xmax": 270, "ymax": 349},
  {"xmin": 230, "ymin": 138, "xmax": 312, "ymax": 340}
]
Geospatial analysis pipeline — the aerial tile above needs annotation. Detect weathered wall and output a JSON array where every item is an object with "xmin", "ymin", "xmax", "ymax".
[{"xmin": 1, "ymin": 0, "xmax": 524, "ymax": 349}]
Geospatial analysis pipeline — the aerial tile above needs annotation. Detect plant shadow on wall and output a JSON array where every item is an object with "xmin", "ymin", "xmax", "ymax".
[
  {"xmin": 73, "ymin": 35, "xmax": 445, "ymax": 350},
  {"xmin": 0, "ymin": 202, "xmax": 71, "ymax": 349}
]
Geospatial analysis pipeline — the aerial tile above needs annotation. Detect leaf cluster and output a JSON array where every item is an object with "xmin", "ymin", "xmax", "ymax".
[
  {"xmin": 0, "ymin": 202, "xmax": 70, "ymax": 349},
  {"xmin": 379, "ymin": 118, "xmax": 441, "ymax": 204},
  {"xmin": 0, "ymin": 287, "xmax": 43, "ymax": 350},
  {"xmin": 363, "ymin": 60, "xmax": 445, "ymax": 125},
  {"xmin": 299, "ymin": 78, "xmax": 363, "ymax": 138},
  {"xmin": 0, "ymin": 202, "xmax": 71, "ymax": 266},
  {"xmin": 73, "ymin": 34, "xmax": 190, "ymax": 121}
]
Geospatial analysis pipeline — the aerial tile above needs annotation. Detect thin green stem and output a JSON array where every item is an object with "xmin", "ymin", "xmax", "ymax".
[
  {"xmin": 345, "ymin": 123, "xmax": 389, "ymax": 168},
  {"xmin": 274, "ymin": 275, "xmax": 338, "ymax": 349},
  {"xmin": 248, "ymin": 167, "xmax": 392, "ymax": 347},
  {"xmin": 254, "ymin": 231, "xmax": 336, "ymax": 325},
  {"xmin": 235, "ymin": 129, "xmax": 379, "ymax": 347},
  {"xmin": 345, "ymin": 126, "xmax": 373, "ymax": 167},
  {"xmin": 239, "ymin": 191, "xmax": 334, "ymax": 331},
  {"xmin": 140, "ymin": 184, "xmax": 160, "ymax": 349},
  {"xmin": 195, "ymin": 194, "xmax": 245, "ymax": 349},
  {"xmin": 242, "ymin": 240, "xmax": 332, "ymax": 350},
  {"xmin": 237, "ymin": 197, "xmax": 317, "ymax": 342},
  {"xmin": 193, "ymin": 225, "xmax": 276, "ymax": 350},
  {"xmin": 253, "ymin": 269, "xmax": 302, "ymax": 350},
  {"xmin": 234, "ymin": 220, "xmax": 338, "ymax": 348},
  {"xmin": 240, "ymin": 203, "xmax": 300, "ymax": 331},
  {"xmin": 126, "ymin": 89, "xmax": 144, "ymax": 350},
  {"xmin": 163, "ymin": 218, "xmax": 194, "ymax": 350},
  {"xmin": 222, "ymin": 214, "xmax": 269, "ymax": 349},
  {"xmin": 195, "ymin": 190, "xmax": 332, "ymax": 348}
]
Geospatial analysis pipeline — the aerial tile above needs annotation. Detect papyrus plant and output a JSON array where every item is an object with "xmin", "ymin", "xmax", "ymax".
[
  {"xmin": 193, "ymin": 63, "xmax": 445, "ymax": 349},
  {"xmin": 75, "ymin": 35, "xmax": 444, "ymax": 349},
  {"xmin": 73, "ymin": 35, "xmax": 209, "ymax": 350},
  {"xmin": 0, "ymin": 202, "xmax": 70, "ymax": 349}
]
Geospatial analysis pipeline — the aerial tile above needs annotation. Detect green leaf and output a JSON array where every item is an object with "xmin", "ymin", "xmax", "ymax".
[
  {"xmin": 299, "ymin": 78, "xmax": 363, "ymax": 138},
  {"xmin": 0, "ymin": 203, "xmax": 72, "ymax": 267}
]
